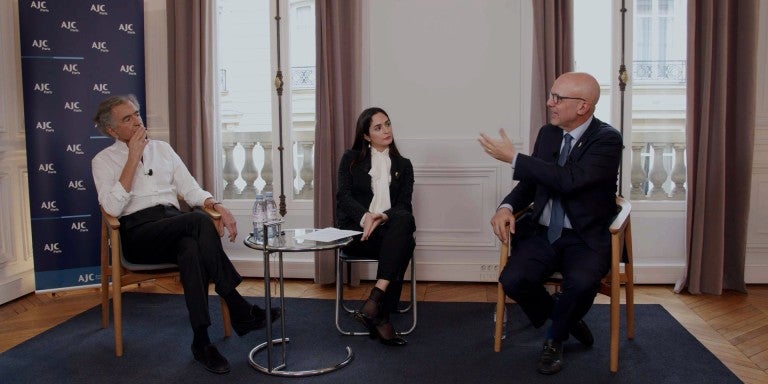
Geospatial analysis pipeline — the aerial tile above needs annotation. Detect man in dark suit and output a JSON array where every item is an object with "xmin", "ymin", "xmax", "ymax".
[{"xmin": 478, "ymin": 72, "xmax": 623, "ymax": 375}]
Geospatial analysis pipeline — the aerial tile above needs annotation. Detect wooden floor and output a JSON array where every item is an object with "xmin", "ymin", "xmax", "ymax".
[{"xmin": 1, "ymin": 278, "xmax": 767, "ymax": 383}]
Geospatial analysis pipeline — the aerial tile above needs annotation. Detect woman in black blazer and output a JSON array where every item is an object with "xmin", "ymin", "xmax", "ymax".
[{"xmin": 336, "ymin": 107, "xmax": 416, "ymax": 346}]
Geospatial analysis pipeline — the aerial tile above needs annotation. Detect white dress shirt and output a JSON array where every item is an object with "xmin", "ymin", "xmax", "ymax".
[{"xmin": 92, "ymin": 139, "xmax": 212, "ymax": 218}]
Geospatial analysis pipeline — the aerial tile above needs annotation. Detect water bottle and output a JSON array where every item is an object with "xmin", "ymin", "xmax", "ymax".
[
  {"xmin": 265, "ymin": 191, "xmax": 279, "ymax": 238},
  {"xmin": 494, "ymin": 304, "xmax": 508, "ymax": 340},
  {"xmin": 252, "ymin": 194, "xmax": 266, "ymax": 242}
]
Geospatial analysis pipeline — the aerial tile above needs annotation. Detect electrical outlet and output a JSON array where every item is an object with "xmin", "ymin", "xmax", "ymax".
[{"xmin": 480, "ymin": 273, "xmax": 498, "ymax": 281}]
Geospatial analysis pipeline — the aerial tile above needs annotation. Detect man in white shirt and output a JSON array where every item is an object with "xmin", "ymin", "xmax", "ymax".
[{"xmin": 92, "ymin": 94, "xmax": 279, "ymax": 374}]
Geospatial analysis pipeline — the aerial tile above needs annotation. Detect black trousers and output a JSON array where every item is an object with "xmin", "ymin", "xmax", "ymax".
[
  {"xmin": 119, "ymin": 205, "xmax": 242, "ymax": 329},
  {"xmin": 341, "ymin": 211, "xmax": 416, "ymax": 312},
  {"xmin": 498, "ymin": 224, "xmax": 610, "ymax": 342}
]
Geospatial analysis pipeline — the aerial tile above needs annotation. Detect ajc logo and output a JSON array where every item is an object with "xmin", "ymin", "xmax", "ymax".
[
  {"xmin": 36, "ymin": 121, "xmax": 54, "ymax": 133},
  {"xmin": 32, "ymin": 39, "xmax": 50, "ymax": 51},
  {"xmin": 118, "ymin": 24, "xmax": 135, "ymax": 34},
  {"xmin": 90, "ymin": 4, "xmax": 108, "ymax": 15},
  {"xmin": 93, "ymin": 83, "xmax": 110, "ymax": 94},
  {"xmin": 64, "ymin": 101, "xmax": 82, "ymax": 112},
  {"xmin": 66, "ymin": 144, "xmax": 85, "ymax": 155},
  {"xmin": 62, "ymin": 63, "xmax": 80, "ymax": 75},
  {"xmin": 60, "ymin": 21, "xmax": 79, "ymax": 32},
  {"xmin": 41, "ymin": 200, "xmax": 59, "ymax": 212},
  {"xmin": 120, "ymin": 65, "xmax": 137, "ymax": 76},
  {"xmin": 38, "ymin": 163, "xmax": 56, "ymax": 174},
  {"xmin": 30, "ymin": 1, "xmax": 49, "ymax": 12},
  {"xmin": 91, "ymin": 41, "xmax": 108, "ymax": 53},
  {"xmin": 33, "ymin": 83, "xmax": 52, "ymax": 94},
  {"xmin": 44, "ymin": 243, "xmax": 62, "ymax": 254},
  {"xmin": 78, "ymin": 273, "xmax": 97, "ymax": 283},
  {"xmin": 67, "ymin": 180, "xmax": 86, "ymax": 191},
  {"xmin": 71, "ymin": 221, "xmax": 88, "ymax": 232}
]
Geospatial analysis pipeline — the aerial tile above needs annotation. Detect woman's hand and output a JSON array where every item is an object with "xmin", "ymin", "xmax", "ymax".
[{"xmin": 361, "ymin": 212, "xmax": 387, "ymax": 241}]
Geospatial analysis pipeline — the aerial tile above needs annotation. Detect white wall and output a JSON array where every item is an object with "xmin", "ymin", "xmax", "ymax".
[{"xmin": 360, "ymin": 0, "xmax": 532, "ymax": 282}]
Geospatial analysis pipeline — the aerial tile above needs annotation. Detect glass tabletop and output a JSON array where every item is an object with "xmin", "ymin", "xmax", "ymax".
[{"xmin": 244, "ymin": 228, "xmax": 353, "ymax": 252}]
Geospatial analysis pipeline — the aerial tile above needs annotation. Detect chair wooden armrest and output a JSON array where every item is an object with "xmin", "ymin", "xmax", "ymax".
[
  {"xmin": 494, "ymin": 204, "xmax": 533, "ymax": 352},
  {"xmin": 201, "ymin": 206, "xmax": 223, "ymax": 235}
]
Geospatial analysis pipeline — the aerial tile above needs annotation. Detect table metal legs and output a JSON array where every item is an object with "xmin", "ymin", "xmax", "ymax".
[{"xmin": 248, "ymin": 249, "xmax": 354, "ymax": 377}]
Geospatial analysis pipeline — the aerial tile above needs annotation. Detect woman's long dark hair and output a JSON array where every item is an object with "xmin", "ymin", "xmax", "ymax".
[{"xmin": 351, "ymin": 107, "xmax": 402, "ymax": 165}]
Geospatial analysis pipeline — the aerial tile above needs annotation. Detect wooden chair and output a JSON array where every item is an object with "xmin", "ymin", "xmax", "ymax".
[
  {"xmin": 100, "ymin": 203, "xmax": 232, "ymax": 356},
  {"xmin": 493, "ymin": 196, "xmax": 634, "ymax": 373},
  {"xmin": 335, "ymin": 249, "xmax": 417, "ymax": 336}
]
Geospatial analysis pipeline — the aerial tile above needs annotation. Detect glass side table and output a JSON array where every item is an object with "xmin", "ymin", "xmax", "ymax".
[{"xmin": 243, "ymin": 227, "xmax": 354, "ymax": 377}]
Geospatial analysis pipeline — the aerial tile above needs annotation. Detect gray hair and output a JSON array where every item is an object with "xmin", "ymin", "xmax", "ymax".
[{"xmin": 93, "ymin": 94, "xmax": 140, "ymax": 136}]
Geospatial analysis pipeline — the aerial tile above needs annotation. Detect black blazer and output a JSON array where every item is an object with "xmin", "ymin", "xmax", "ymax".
[
  {"xmin": 502, "ymin": 117, "xmax": 623, "ymax": 254},
  {"xmin": 335, "ymin": 149, "xmax": 414, "ymax": 230}
]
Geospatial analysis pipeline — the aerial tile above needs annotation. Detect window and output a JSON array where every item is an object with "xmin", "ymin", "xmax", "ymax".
[
  {"xmin": 574, "ymin": 0, "xmax": 686, "ymax": 200},
  {"xmin": 216, "ymin": 0, "xmax": 316, "ymax": 207}
]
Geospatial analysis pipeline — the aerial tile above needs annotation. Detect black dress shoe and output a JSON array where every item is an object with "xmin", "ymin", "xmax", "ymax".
[
  {"xmin": 372, "ymin": 319, "xmax": 407, "ymax": 346},
  {"xmin": 537, "ymin": 339, "xmax": 563, "ymax": 375},
  {"xmin": 232, "ymin": 305, "xmax": 282, "ymax": 336},
  {"xmin": 354, "ymin": 312, "xmax": 407, "ymax": 346},
  {"xmin": 192, "ymin": 344, "xmax": 230, "ymax": 374},
  {"xmin": 569, "ymin": 319, "xmax": 594, "ymax": 347}
]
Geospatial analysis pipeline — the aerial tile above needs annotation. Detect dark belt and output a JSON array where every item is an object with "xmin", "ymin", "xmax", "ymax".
[{"xmin": 119, "ymin": 204, "xmax": 181, "ymax": 230}]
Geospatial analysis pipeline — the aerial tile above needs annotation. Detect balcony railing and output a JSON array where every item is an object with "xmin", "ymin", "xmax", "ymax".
[
  {"xmin": 219, "ymin": 131, "xmax": 685, "ymax": 202},
  {"xmin": 632, "ymin": 60, "xmax": 686, "ymax": 83},
  {"xmin": 220, "ymin": 130, "xmax": 315, "ymax": 200},
  {"xmin": 291, "ymin": 66, "xmax": 315, "ymax": 89},
  {"xmin": 629, "ymin": 131, "xmax": 686, "ymax": 200}
]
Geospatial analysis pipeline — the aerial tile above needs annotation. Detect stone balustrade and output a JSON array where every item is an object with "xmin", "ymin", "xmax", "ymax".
[
  {"xmin": 220, "ymin": 130, "xmax": 315, "ymax": 200},
  {"xmin": 221, "ymin": 129, "xmax": 686, "ymax": 202},
  {"xmin": 630, "ymin": 130, "xmax": 686, "ymax": 200}
]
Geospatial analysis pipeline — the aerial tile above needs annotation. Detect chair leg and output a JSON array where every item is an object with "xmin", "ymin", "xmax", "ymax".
[
  {"xmin": 625, "ymin": 223, "xmax": 635, "ymax": 340},
  {"xmin": 100, "ymin": 225, "xmax": 110, "ymax": 329},
  {"xmin": 610, "ymin": 282, "xmax": 620, "ymax": 373},
  {"xmin": 335, "ymin": 252, "xmax": 369, "ymax": 335},
  {"xmin": 112, "ymin": 269, "xmax": 123, "ymax": 356},
  {"xmin": 397, "ymin": 257, "xmax": 417, "ymax": 335},
  {"xmin": 494, "ymin": 241, "xmax": 509, "ymax": 352},
  {"xmin": 493, "ymin": 282, "xmax": 506, "ymax": 352},
  {"xmin": 220, "ymin": 298, "xmax": 231, "ymax": 337},
  {"xmin": 335, "ymin": 254, "xmax": 418, "ymax": 336}
]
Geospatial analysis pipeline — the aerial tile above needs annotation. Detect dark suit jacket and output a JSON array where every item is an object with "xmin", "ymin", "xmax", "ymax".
[
  {"xmin": 502, "ymin": 117, "xmax": 623, "ymax": 254},
  {"xmin": 335, "ymin": 149, "xmax": 414, "ymax": 230}
]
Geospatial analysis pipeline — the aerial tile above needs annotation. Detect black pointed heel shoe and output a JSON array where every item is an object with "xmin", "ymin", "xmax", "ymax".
[{"xmin": 371, "ymin": 318, "xmax": 407, "ymax": 346}]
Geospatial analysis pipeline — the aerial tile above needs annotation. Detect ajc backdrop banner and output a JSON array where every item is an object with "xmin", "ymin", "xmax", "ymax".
[{"xmin": 18, "ymin": 0, "xmax": 146, "ymax": 291}]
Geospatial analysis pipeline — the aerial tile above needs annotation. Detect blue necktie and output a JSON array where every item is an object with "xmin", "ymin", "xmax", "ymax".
[{"xmin": 547, "ymin": 133, "xmax": 573, "ymax": 243}]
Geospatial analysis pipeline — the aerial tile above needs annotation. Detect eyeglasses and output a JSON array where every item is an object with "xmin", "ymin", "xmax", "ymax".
[{"xmin": 549, "ymin": 92, "xmax": 586, "ymax": 105}]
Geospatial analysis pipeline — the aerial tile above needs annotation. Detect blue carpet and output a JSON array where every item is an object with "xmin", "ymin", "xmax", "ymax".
[{"xmin": 0, "ymin": 293, "xmax": 742, "ymax": 384}]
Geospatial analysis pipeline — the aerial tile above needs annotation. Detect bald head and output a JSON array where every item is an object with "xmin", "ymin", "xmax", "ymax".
[
  {"xmin": 547, "ymin": 72, "xmax": 601, "ymax": 130},
  {"xmin": 556, "ymin": 72, "xmax": 600, "ymax": 107}
]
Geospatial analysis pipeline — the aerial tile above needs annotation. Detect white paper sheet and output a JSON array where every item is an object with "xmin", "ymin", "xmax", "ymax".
[{"xmin": 294, "ymin": 227, "xmax": 361, "ymax": 242}]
